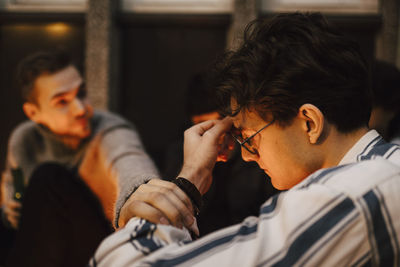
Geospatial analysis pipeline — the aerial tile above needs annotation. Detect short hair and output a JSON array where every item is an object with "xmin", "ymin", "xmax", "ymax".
[
  {"xmin": 371, "ymin": 60, "xmax": 400, "ymax": 111},
  {"xmin": 214, "ymin": 12, "xmax": 371, "ymax": 133},
  {"xmin": 17, "ymin": 50, "xmax": 73, "ymax": 103}
]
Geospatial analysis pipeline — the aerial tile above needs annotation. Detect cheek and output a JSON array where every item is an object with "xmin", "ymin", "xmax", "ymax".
[
  {"xmin": 52, "ymin": 116, "xmax": 70, "ymax": 129},
  {"xmin": 48, "ymin": 110, "xmax": 72, "ymax": 126},
  {"xmin": 269, "ymin": 166, "xmax": 309, "ymax": 190},
  {"xmin": 259, "ymin": 137, "xmax": 308, "ymax": 190}
]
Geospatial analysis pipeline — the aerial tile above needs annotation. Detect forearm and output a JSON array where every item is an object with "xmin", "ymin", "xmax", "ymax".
[
  {"xmin": 100, "ymin": 127, "xmax": 160, "ymax": 225},
  {"xmin": 114, "ymin": 167, "xmax": 159, "ymax": 227}
]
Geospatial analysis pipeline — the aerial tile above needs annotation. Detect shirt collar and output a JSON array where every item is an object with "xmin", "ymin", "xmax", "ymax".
[
  {"xmin": 293, "ymin": 129, "xmax": 383, "ymax": 190},
  {"xmin": 338, "ymin": 129, "xmax": 382, "ymax": 165}
]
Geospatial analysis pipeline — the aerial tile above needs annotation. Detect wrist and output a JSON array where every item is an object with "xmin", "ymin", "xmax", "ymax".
[
  {"xmin": 171, "ymin": 177, "xmax": 203, "ymax": 216},
  {"xmin": 178, "ymin": 165, "xmax": 211, "ymax": 195}
]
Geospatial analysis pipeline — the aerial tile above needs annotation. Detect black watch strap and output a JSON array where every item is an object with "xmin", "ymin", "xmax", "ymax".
[{"xmin": 172, "ymin": 177, "xmax": 203, "ymax": 216}]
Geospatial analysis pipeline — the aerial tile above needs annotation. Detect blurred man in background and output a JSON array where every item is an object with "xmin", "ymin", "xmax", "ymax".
[{"xmin": 0, "ymin": 50, "xmax": 159, "ymax": 267}]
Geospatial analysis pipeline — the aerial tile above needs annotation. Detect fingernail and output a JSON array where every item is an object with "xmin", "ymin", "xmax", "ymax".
[
  {"xmin": 193, "ymin": 224, "xmax": 200, "ymax": 237},
  {"xmin": 189, "ymin": 218, "xmax": 200, "ymax": 237},
  {"xmin": 185, "ymin": 215, "xmax": 194, "ymax": 225},
  {"xmin": 159, "ymin": 217, "xmax": 169, "ymax": 225}
]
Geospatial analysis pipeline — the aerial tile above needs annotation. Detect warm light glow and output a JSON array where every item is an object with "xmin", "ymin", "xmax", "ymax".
[
  {"xmin": 13, "ymin": 24, "xmax": 32, "ymax": 31},
  {"xmin": 45, "ymin": 22, "xmax": 70, "ymax": 35}
]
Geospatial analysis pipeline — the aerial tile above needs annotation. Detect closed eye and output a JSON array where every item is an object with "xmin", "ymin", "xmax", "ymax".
[
  {"xmin": 243, "ymin": 137, "xmax": 252, "ymax": 146},
  {"xmin": 55, "ymin": 99, "xmax": 68, "ymax": 107}
]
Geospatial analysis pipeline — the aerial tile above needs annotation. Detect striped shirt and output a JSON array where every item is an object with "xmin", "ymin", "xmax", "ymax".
[{"xmin": 90, "ymin": 130, "xmax": 400, "ymax": 266}]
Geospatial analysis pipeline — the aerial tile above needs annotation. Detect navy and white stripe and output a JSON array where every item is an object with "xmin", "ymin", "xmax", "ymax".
[
  {"xmin": 91, "ymin": 130, "xmax": 400, "ymax": 267},
  {"xmin": 360, "ymin": 189, "xmax": 398, "ymax": 266},
  {"xmin": 129, "ymin": 220, "xmax": 163, "ymax": 255}
]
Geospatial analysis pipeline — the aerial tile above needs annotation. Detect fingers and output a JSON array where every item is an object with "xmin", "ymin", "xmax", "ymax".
[
  {"xmin": 119, "ymin": 199, "xmax": 199, "ymax": 236},
  {"xmin": 147, "ymin": 180, "xmax": 194, "ymax": 214},
  {"xmin": 189, "ymin": 117, "xmax": 233, "ymax": 138},
  {"xmin": 8, "ymin": 215, "xmax": 19, "ymax": 229},
  {"xmin": 119, "ymin": 179, "xmax": 195, "ymax": 229},
  {"xmin": 5, "ymin": 205, "xmax": 21, "ymax": 217},
  {"xmin": 187, "ymin": 118, "xmax": 233, "ymax": 146},
  {"xmin": 8, "ymin": 199, "xmax": 22, "ymax": 210},
  {"xmin": 204, "ymin": 117, "xmax": 233, "ymax": 138},
  {"xmin": 135, "ymin": 182, "xmax": 195, "ymax": 228},
  {"xmin": 191, "ymin": 120, "xmax": 218, "ymax": 136},
  {"xmin": 4, "ymin": 200, "xmax": 21, "ymax": 229},
  {"xmin": 121, "ymin": 200, "xmax": 169, "ymax": 226}
]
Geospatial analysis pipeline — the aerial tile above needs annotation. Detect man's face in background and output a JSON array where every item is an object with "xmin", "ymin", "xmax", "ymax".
[{"xmin": 24, "ymin": 65, "xmax": 93, "ymax": 139}]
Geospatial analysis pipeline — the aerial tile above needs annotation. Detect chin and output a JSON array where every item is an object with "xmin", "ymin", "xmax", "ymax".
[
  {"xmin": 75, "ymin": 124, "xmax": 92, "ymax": 138},
  {"xmin": 271, "ymin": 182, "xmax": 289, "ymax": 190},
  {"xmin": 270, "ymin": 177, "xmax": 293, "ymax": 190},
  {"xmin": 79, "ymin": 129, "xmax": 92, "ymax": 139},
  {"xmin": 66, "ymin": 129, "xmax": 91, "ymax": 140}
]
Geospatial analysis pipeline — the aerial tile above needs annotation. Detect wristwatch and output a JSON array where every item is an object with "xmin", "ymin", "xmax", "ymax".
[{"xmin": 172, "ymin": 177, "xmax": 203, "ymax": 216}]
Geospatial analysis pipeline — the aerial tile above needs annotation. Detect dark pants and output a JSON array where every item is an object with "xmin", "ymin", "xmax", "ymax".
[
  {"xmin": 0, "ymin": 219, "xmax": 15, "ymax": 266},
  {"xmin": 5, "ymin": 163, "xmax": 113, "ymax": 267}
]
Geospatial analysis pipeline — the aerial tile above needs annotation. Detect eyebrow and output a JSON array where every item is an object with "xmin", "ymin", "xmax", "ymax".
[
  {"xmin": 51, "ymin": 82, "xmax": 85, "ymax": 100},
  {"xmin": 51, "ymin": 91, "xmax": 71, "ymax": 100}
]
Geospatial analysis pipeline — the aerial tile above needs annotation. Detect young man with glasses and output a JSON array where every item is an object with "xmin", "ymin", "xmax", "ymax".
[{"xmin": 91, "ymin": 12, "xmax": 400, "ymax": 266}]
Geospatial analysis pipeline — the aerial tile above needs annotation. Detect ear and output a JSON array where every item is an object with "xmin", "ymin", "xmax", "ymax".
[
  {"xmin": 298, "ymin": 104, "xmax": 324, "ymax": 144},
  {"xmin": 23, "ymin": 102, "xmax": 41, "ymax": 123}
]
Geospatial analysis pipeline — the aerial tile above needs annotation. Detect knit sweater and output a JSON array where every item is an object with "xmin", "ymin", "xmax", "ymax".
[{"xmin": 2, "ymin": 110, "xmax": 159, "ymax": 226}]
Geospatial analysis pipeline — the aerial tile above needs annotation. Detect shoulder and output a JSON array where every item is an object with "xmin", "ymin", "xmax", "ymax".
[
  {"xmin": 7, "ymin": 120, "xmax": 42, "ymax": 167},
  {"xmin": 8, "ymin": 120, "xmax": 40, "ymax": 148},
  {"xmin": 91, "ymin": 110, "xmax": 135, "ymax": 135},
  {"xmin": 361, "ymin": 138, "xmax": 400, "ymax": 166},
  {"xmin": 301, "ymin": 159, "xmax": 400, "ymax": 199}
]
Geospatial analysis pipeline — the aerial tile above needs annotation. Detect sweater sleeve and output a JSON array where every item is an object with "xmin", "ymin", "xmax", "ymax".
[
  {"xmin": 99, "ymin": 125, "xmax": 160, "ymax": 227},
  {"xmin": 1, "ymin": 124, "xmax": 24, "ymax": 227}
]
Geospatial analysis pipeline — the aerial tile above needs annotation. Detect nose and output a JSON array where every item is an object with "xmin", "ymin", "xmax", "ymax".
[
  {"xmin": 241, "ymin": 146, "xmax": 258, "ymax": 162},
  {"xmin": 72, "ymin": 98, "xmax": 86, "ymax": 117}
]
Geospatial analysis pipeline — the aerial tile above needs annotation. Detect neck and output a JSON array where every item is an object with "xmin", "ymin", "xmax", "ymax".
[
  {"xmin": 60, "ymin": 135, "xmax": 83, "ymax": 149},
  {"xmin": 321, "ymin": 127, "xmax": 369, "ymax": 169},
  {"xmin": 36, "ymin": 123, "xmax": 86, "ymax": 150}
]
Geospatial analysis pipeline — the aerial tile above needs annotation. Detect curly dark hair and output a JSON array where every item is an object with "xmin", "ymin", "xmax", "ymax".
[
  {"xmin": 17, "ymin": 50, "xmax": 73, "ymax": 103},
  {"xmin": 214, "ymin": 12, "xmax": 371, "ymax": 133}
]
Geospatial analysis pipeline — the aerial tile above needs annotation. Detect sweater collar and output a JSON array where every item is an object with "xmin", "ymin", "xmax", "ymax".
[{"xmin": 35, "ymin": 123, "xmax": 90, "ymax": 152}]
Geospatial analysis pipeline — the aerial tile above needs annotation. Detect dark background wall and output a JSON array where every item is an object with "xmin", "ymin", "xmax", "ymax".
[
  {"xmin": 0, "ymin": 12, "xmax": 381, "ymax": 173},
  {"xmin": 118, "ymin": 15, "xmax": 229, "ymax": 170}
]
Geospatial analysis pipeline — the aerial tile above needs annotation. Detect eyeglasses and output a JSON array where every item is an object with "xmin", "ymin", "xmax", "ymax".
[{"xmin": 230, "ymin": 119, "xmax": 275, "ymax": 155}]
